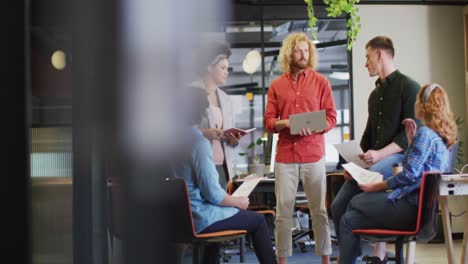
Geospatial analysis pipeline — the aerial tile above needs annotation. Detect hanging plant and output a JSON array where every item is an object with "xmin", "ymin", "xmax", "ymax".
[
  {"xmin": 304, "ymin": 0, "xmax": 319, "ymax": 40},
  {"xmin": 304, "ymin": 0, "xmax": 362, "ymax": 50}
]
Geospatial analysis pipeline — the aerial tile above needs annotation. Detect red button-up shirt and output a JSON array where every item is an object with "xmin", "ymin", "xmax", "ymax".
[{"xmin": 264, "ymin": 68, "xmax": 337, "ymax": 163}]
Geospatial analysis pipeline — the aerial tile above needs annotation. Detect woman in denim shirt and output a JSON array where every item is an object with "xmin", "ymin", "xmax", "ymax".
[
  {"xmin": 337, "ymin": 84, "xmax": 457, "ymax": 264},
  {"xmin": 173, "ymin": 88, "xmax": 277, "ymax": 264}
]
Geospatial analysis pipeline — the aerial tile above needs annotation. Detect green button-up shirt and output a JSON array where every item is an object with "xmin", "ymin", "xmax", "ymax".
[{"xmin": 360, "ymin": 70, "xmax": 421, "ymax": 152}]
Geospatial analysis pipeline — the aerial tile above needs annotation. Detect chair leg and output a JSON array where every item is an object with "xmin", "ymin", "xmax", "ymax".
[
  {"xmin": 240, "ymin": 236, "xmax": 245, "ymax": 262},
  {"xmin": 394, "ymin": 241, "xmax": 404, "ymax": 264},
  {"xmin": 108, "ymin": 233, "xmax": 113, "ymax": 260},
  {"xmin": 192, "ymin": 243, "xmax": 201, "ymax": 264},
  {"xmin": 245, "ymin": 233, "xmax": 252, "ymax": 249},
  {"xmin": 307, "ymin": 210, "xmax": 314, "ymax": 240},
  {"xmin": 405, "ymin": 241, "xmax": 416, "ymax": 264}
]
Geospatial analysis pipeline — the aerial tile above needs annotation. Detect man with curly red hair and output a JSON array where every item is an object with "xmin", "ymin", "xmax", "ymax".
[{"xmin": 264, "ymin": 32, "xmax": 337, "ymax": 264}]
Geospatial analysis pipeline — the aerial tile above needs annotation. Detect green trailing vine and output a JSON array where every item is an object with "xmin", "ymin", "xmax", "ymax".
[
  {"xmin": 304, "ymin": 0, "xmax": 318, "ymax": 40},
  {"xmin": 304, "ymin": 0, "xmax": 362, "ymax": 50}
]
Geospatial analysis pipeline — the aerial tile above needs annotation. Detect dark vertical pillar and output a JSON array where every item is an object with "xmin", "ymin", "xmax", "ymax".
[
  {"xmin": 347, "ymin": 44, "xmax": 355, "ymax": 140},
  {"xmin": 71, "ymin": 11, "xmax": 94, "ymax": 264},
  {"xmin": 72, "ymin": 0, "xmax": 115, "ymax": 263},
  {"xmin": 260, "ymin": 1, "xmax": 266, "ymax": 117},
  {"xmin": 2, "ymin": 1, "xmax": 31, "ymax": 263}
]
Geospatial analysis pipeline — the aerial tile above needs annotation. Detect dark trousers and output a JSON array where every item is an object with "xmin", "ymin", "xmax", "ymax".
[
  {"xmin": 200, "ymin": 209, "xmax": 277, "ymax": 264},
  {"xmin": 338, "ymin": 192, "xmax": 417, "ymax": 264}
]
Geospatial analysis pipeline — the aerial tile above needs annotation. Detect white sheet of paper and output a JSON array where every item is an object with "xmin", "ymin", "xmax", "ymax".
[
  {"xmin": 341, "ymin": 162, "xmax": 383, "ymax": 185},
  {"xmin": 232, "ymin": 176, "xmax": 264, "ymax": 197},
  {"xmin": 333, "ymin": 140, "xmax": 369, "ymax": 168}
]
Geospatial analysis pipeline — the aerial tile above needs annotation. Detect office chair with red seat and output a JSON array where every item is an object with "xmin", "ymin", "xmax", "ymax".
[
  {"xmin": 226, "ymin": 180, "xmax": 276, "ymax": 216},
  {"xmin": 326, "ymin": 171, "xmax": 346, "ymax": 213},
  {"xmin": 292, "ymin": 193, "xmax": 314, "ymax": 253},
  {"xmin": 293, "ymin": 172, "xmax": 346, "ymax": 253},
  {"xmin": 352, "ymin": 172, "xmax": 441, "ymax": 264},
  {"xmin": 226, "ymin": 180, "xmax": 275, "ymax": 254},
  {"xmin": 165, "ymin": 177, "xmax": 247, "ymax": 264}
]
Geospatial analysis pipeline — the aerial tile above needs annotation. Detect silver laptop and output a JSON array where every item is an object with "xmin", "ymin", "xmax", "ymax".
[{"xmin": 289, "ymin": 110, "xmax": 327, "ymax": 135}]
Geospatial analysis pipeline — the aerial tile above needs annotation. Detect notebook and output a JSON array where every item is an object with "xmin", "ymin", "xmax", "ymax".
[
  {"xmin": 223, "ymin": 127, "xmax": 256, "ymax": 137},
  {"xmin": 289, "ymin": 110, "xmax": 327, "ymax": 135}
]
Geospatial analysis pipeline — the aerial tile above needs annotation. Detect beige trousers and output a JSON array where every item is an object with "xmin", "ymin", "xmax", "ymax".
[{"xmin": 274, "ymin": 158, "xmax": 332, "ymax": 257}]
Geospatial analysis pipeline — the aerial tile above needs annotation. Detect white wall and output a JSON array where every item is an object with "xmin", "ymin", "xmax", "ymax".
[{"xmin": 352, "ymin": 4, "xmax": 467, "ymax": 232}]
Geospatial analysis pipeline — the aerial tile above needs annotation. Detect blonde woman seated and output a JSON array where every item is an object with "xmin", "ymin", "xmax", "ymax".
[{"xmin": 337, "ymin": 83, "xmax": 457, "ymax": 264}]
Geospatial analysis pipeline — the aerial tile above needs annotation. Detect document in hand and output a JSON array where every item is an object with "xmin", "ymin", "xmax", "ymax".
[
  {"xmin": 341, "ymin": 162, "xmax": 383, "ymax": 185},
  {"xmin": 333, "ymin": 140, "xmax": 370, "ymax": 168},
  {"xmin": 289, "ymin": 110, "xmax": 327, "ymax": 135},
  {"xmin": 232, "ymin": 175, "xmax": 265, "ymax": 197},
  {"xmin": 223, "ymin": 127, "xmax": 256, "ymax": 137}
]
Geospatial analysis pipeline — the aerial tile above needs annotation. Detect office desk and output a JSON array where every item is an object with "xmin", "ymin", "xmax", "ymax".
[
  {"xmin": 232, "ymin": 172, "xmax": 344, "ymax": 211},
  {"xmin": 233, "ymin": 177, "xmax": 303, "ymax": 193},
  {"xmin": 439, "ymin": 174, "xmax": 468, "ymax": 264},
  {"xmin": 233, "ymin": 169, "xmax": 344, "ymax": 192}
]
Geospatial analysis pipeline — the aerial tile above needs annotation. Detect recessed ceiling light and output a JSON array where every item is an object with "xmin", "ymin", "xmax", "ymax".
[{"xmin": 243, "ymin": 49, "xmax": 261, "ymax": 74}]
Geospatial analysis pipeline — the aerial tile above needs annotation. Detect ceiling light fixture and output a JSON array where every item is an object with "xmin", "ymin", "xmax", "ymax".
[
  {"xmin": 51, "ymin": 50, "xmax": 66, "ymax": 70},
  {"xmin": 242, "ymin": 49, "xmax": 261, "ymax": 74}
]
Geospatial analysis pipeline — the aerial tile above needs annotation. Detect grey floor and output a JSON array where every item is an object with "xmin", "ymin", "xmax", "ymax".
[
  {"xmin": 181, "ymin": 212, "xmax": 389, "ymax": 264},
  {"xmin": 106, "ymin": 210, "xmax": 459, "ymax": 264}
]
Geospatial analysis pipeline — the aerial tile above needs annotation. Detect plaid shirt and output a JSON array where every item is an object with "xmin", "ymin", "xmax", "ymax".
[{"xmin": 386, "ymin": 126, "xmax": 449, "ymax": 205}]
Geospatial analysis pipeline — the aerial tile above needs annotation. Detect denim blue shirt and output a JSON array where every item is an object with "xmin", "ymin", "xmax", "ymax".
[
  {"xmin": 386, "ymin": 126, "xmax": 449, "ymax": 205},
  {"xmin": 172, "ymin": 127, "xmax": 238, "ymax": 233}
]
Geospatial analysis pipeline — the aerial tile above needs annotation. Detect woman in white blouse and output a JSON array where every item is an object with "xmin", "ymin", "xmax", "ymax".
[{"xmin": 193, "ymin": 41, "xmax": 241, "ymax": 188}]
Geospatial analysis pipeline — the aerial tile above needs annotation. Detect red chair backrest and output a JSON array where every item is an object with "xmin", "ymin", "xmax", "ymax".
[
  {"xmin": 415, "ymin": 172, "xmax": 441, "ymax": 241},
  {"xmin": 353, "ymin": 172, "xmax": 441, "ymax": 238}
]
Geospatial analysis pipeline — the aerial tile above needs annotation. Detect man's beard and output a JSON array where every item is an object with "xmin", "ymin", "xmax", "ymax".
[{"xmin": 291, "ymin": 59, "xmax": 308, "ymax": 70}]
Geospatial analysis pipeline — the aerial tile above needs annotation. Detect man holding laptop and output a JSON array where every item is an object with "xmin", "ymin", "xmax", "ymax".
[{"xmin": 264, "ymin": 32, "xmax": 337, "ymax": 264}]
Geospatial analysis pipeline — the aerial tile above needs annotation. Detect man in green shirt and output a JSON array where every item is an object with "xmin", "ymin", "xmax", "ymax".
[{"xmin": 331, "ymin": 36, "xmax": 420, "ymax": 264}]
